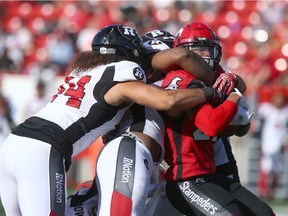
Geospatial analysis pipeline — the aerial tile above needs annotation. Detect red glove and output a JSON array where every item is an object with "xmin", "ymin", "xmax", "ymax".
[{"xmin": 213, "ymin": 72, "xmax": 238, "ymax": 96}]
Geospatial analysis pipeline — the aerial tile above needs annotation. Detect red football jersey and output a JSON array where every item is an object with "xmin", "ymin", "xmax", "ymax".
[{"xmin": 162, "ymin": 69, "xmax": 237, "ymax": 181}]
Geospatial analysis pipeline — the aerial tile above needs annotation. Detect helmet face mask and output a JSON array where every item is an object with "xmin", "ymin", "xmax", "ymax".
[
  {"xmin": 92, "ymin": 24, "xmax": 146, "ymax": 63},
  {"xmin": 174, "ymin": 22, "xmax": 222, "ymax": 71},
  {"xmin": 185, "ymin": 45, "xmax": 221, "ymax": 70}
]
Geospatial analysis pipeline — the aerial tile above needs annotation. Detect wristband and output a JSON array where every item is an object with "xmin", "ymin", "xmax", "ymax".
[
  {"xmin": 201, "ymin": 87, "xmax": 214, "ymax": 101},
  {"xmin": 231, "ymin": 88, "xmax": 242, "ymax": 97}
]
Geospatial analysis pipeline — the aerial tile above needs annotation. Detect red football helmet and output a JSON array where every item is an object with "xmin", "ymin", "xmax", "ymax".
[{"xmin": 174, "ymin": 22, "xmax": 222, "ymax": 71}]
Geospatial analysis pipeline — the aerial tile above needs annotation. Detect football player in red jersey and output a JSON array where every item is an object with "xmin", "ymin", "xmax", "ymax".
[
  {"xmin": 173, "ymin": 21, "xmax": 249, "ymax": 183},
  {"xmin": 161, "ymin": 22, "xmax": 275, "ymax": 216}
]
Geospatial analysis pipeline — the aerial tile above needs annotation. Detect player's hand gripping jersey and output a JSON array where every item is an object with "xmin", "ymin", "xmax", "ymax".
[{"xmin": 161, "ymin": 69, "xmax": 238, "ymax": 181}]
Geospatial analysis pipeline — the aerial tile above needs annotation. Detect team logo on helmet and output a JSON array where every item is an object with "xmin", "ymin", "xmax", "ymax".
[
  {"xmin": 145, "ymin": 30, "xmax": 174, "ymax": 41},
  {"xmin": 146, "ymin": 30, "xmax": 166, "ymax": 38},
  {"xmin": 91, "ymin": 24, "xmax": 145, "ymax": 63},
  {"xmin": 118, "ymin": 25, "xmax": 138, "ymax": 40},
  {"xmin": 143, "ymin": 29, "xmax": 175, "ymax": 49}
]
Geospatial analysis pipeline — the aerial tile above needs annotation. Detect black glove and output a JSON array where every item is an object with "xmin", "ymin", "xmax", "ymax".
[{"xmin": 202, "ymin": 87, "xmax": 225, "ymax": 106}]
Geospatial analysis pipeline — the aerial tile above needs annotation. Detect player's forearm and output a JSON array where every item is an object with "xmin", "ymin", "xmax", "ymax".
[
  {"xmin": 151, "ymin": 47, "xmax": 215, "ymax": 86},
  {"xmin": 196, "ymin": 101, "xmax": 238, "ymax": 137},
  {"xmin": 119, "ymin": 82, "xmax": 207, "ymax": 112},
  {"xmin": 177, "ymin": 49, "xmax": 215, "ymax": 87},
  {"xmin": 166, "ymin": 88, "xmax": 207, "ymax": 113}
]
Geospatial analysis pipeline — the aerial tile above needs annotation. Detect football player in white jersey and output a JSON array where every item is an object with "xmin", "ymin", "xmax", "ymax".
[
  {"xmin": 66, "ymin": 32, "xmax": 166, "ymax": 216},
  {"xmin": 95, "ymin": 33, "xmax": 176, "ymax": 216},
  {"xmin": 66, "ymin": 103, "xmax": 167, "ymax": 216},
  {"xmin": 0, "ymin": 24, "xmax": 225, "ymax": 216}
]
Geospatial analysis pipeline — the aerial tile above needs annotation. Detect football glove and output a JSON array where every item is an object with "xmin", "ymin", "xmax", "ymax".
[{"xmin": 213, "ymin": 72, "xmax": 238, "ymax": 96}]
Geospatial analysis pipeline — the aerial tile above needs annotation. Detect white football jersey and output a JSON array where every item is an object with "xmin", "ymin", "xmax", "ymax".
[{"xmin": 13, "ymin": 60, "xmax": 146, "ymax": 157}]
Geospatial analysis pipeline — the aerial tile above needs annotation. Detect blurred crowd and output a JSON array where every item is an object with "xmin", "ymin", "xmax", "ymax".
[{"xmin": 0, "ymin": 0, "xmax": 288, "ymax": 100}]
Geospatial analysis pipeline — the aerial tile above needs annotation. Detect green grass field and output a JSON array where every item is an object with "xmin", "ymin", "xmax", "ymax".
[{"xmin": 264, "ymin": 198, "xmax": 288, "ymax": 215}]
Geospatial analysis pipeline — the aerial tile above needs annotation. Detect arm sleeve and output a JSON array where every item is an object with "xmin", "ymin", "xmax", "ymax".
[{"xmin": 194, "ymin": 100, "xmax": 238, "ymax": 137}]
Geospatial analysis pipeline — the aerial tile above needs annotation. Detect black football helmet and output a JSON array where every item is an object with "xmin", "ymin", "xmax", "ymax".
[
  {"xmin": 142, "ymin": 29, "xmax": 175, "ymax": 48},
  {"xmin": 92, "ymin": 24, "xmax": 146, "ymax": 63}
]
